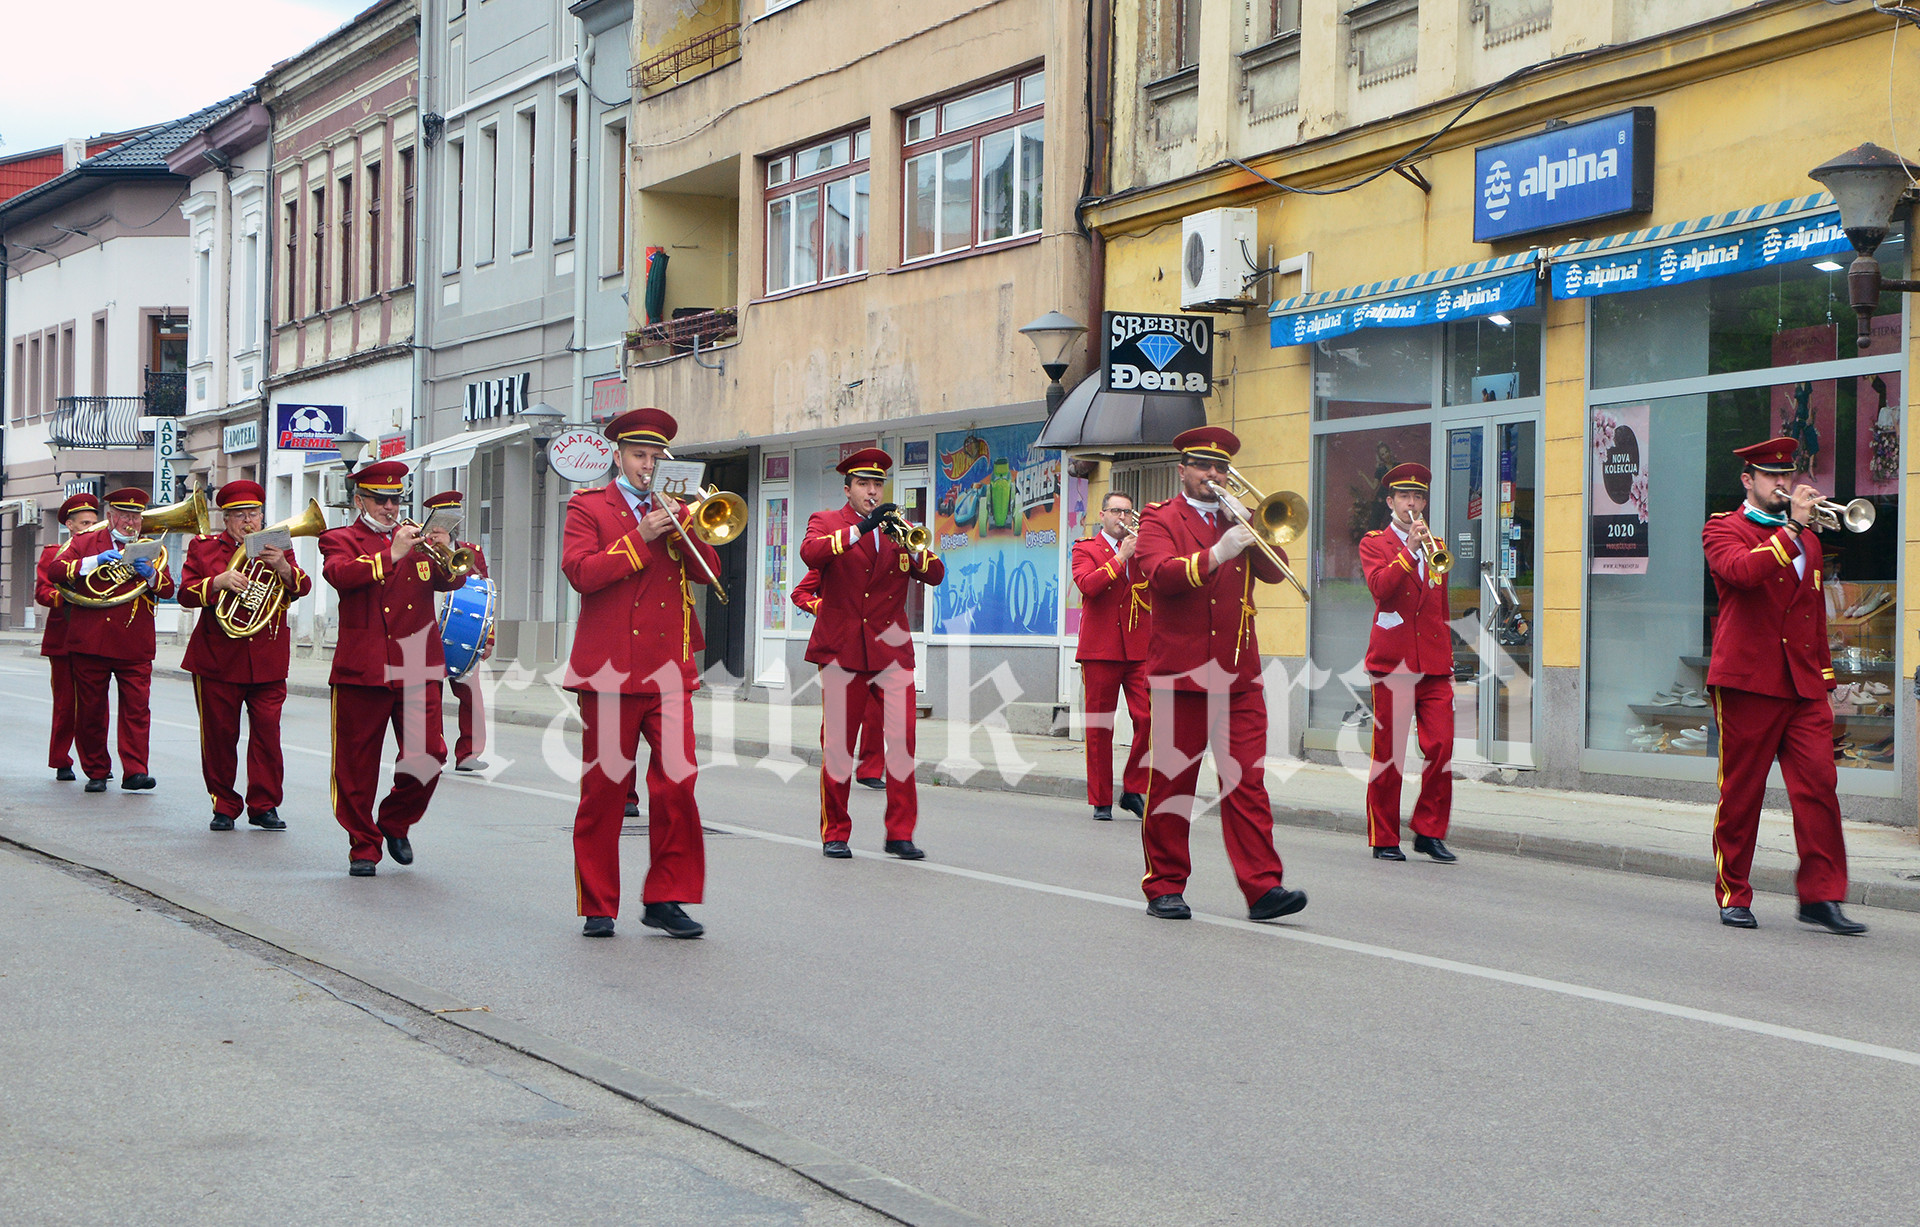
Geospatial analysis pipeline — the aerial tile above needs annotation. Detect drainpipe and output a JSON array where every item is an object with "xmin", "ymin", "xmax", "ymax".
[{"xmin": 1083, "ymin": 0, "xmax": 1113, "ymax": 381}]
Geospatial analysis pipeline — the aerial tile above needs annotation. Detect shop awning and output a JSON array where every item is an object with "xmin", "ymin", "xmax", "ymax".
[
  {"xmin": 1268, "ymin": 250, "xmax": 1541, "ymax": 347},
  {"xmin": 1547, "ymin": 192, "xmax": 1847, "ymax": 299},
  {"xmin": 1034, "ymin": 372, "xmax": 1208, "ymax": 456},
  {"xmin": 384, "ymin": 422, "xmax": 531, "ymax": 473}
]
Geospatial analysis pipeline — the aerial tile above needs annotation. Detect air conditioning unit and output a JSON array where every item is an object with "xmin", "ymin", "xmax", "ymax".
[
  {"xmin": 323, "ymin": 470, "xmax": 354, "ymax": 509},
  {"xmin": 1180, "ymin": 207, "xmax": 1258, "ymax": 310}
]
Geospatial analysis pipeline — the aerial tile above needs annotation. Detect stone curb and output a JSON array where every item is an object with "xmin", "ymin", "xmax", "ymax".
[{"xmin": 0, "ymin": 826, "xmax": 993, "ymax": 1227}]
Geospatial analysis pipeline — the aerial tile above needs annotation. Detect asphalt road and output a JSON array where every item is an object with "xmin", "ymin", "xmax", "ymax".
[{"xmin": 4, "ymin": 658, "xmax": 1920, "ymax": 1225}]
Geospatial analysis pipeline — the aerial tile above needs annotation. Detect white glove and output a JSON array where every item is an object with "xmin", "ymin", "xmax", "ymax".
[{"xmin": 1210, "ymin": 522, "xmax": 1256, "ymax": 567}]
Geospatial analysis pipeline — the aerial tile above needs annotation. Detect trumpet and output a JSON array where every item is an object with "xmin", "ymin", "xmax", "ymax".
[
  {"xmin": 1411, "ymin": 511, "xmax": 1453, "ymax": 575},
  {"xmin": 879, "ymin": 508, "xmax": 933, "ymax": 555},
  {"xmin": 661, "ymin": 485, "xmax": 748, "ymax": 605},
  {"xmin": 1812, "ymin": 497, "xmax": 1875, "ymax": 533},
  {"xmin": 213, "ymin": 499, "xmax": 327, "ymax": 638},
  {"xmin": 61, "ymin": 489, "xmax": 211, "ymax": 608},
  {"xmin": 1118, "ymin": 509, "xmax": 1141, "ymax": 538},
  {"xmin": 1205, "ymin": 465, "xmax": 1311, "ymax": 602},
  {"xmin": 399, "ymin": 519, "xmax": 479, "ymax": 581}
]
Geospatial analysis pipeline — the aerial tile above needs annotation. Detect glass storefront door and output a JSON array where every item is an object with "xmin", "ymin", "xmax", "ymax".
[{"xmin": 1437, "ymin": 416, "xmax": 1538, "ymax": 763}]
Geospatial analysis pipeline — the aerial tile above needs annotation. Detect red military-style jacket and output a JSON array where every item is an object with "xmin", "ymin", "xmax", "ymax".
[
  {"xmin": 177, "ymin": 531, "xmax": 314, "ymax": 685},
  {"xmin": 1359, "ymin": 523, "xmax": 1453, "ymax": 676},
  {"xmin": 791, "ymin": 567, "xmax": 824, "ymax": 617},
  {"xmin": 52, "ymin": 523, "xmax": 177, "ymax": 664},
  {"xmin": 36, "ymin": 544, "xmax": 69, "ymax": 658},
  {"xmin": 562, "ymin": 482, "xmax": 720, "ymax": 695},
  {"xmin": 1702, "ymin": 509, "xmax": 1835, "ymax": 701},
  {"xmin": 1135, "ymin": 496, "xmax": 1287, "ymax": 692},
  {"xmin": 799, "ymin": 503, "xmax": 945, "ymax": 673},
  {"xmin": 1071, "ymin": 532, "xmax": 1151, "ymax": 663},
  {"xmin": 319, "ymin": 519, "xmax": 464, "ymax": 688}
]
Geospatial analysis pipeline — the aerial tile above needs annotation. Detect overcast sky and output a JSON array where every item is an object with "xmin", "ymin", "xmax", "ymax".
[{"xmin": 0, "ymin": 0, "xmax": 371, "ymax": 155}]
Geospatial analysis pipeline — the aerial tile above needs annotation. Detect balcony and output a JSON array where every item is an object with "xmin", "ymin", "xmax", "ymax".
[
  {"xmin": 144, "ymin": 368, "xmax": 186, "ymax": 417},
  {"xmin": 632, "ymin": 22, "xmax": 740, "ymax": 91},
  {"xmin": 51, "ymin": 371, "xmax": 187, "ymax": 448},
  {"xmin": 626, "ymin": 307, "xmax": 738, "ymax": 358}
]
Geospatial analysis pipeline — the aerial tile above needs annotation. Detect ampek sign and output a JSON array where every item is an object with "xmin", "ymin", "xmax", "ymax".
[
  {"xmin": 1475, "ymin": 109, "xmax": 1654, "ymax": 243},
  {"xmin": 1101, "ymin": 312, "xmax": 1213, "ymax": 394}
]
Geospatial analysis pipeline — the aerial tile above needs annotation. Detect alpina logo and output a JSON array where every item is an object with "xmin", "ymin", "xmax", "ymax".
[
  {"xmin": 1518, "ymin": 146, "xmax": 1620, "ymax": 202},
  {"xmin": 1483, "ymin": 160, "xmax": 1513, "ymax": 220}
]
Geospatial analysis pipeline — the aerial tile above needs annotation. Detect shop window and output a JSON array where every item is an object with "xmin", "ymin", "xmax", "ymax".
[
  {"xmin": 1590, "ymin": 238, "xmax": 1907, "ymax": 390},
  {"xmin": 903, "ymin": 69, "xmax": 1044, "ymax": 262},
  {"xmin": 765, "ymin": 128, "xmax": 870, "ymax": 294},
  {"xmin": 1314, "ymin": 309, "xmax": 1543, "ymax": 419}
]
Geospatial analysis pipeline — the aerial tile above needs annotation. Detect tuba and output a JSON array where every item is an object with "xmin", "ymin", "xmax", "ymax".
[
  {"xmin": 61, "ymin": 490, "xmax": 211, "ymax": 608},
  {"xmin": 212, "ymin": 499, "xmax": 328, "ymax": 638}
]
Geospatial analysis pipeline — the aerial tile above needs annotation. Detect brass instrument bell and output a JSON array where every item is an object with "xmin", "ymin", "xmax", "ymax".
[{"xmin": 212, "ymin": 499, "xmax": 328, "ymax": 638}]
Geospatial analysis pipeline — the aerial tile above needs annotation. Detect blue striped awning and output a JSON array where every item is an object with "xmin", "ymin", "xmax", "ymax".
[
  {"xmin": 1548, "ymin": 193, "xmax": 1847, "ymax": 299},
  {"xmin": 1268, "ymin": 250, "xmax": 1543, "ymax": 347}
]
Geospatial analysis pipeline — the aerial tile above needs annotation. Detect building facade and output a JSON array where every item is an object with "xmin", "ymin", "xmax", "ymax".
[
  {"xmin": 623, "ymin": 0, "xmax": 1093, "ymax": 715},
  {"xmin": 1091, "ymin": 0, "xmax": 1918, "ymax": 822}
]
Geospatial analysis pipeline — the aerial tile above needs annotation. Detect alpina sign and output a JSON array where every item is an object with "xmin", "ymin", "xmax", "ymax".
[
  {"xmin": 1475, "ymin": 109, "xmax": 1654, "ymax": 243},
  {"xmin": 1101, "ymin": 312, "xmax": 1213, "ymax": 394}
]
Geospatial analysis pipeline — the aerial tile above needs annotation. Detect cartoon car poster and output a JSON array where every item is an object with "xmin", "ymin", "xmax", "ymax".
[{"xmin": 932, "ymin": 422, "xmax": 1062, "ymax": 636}]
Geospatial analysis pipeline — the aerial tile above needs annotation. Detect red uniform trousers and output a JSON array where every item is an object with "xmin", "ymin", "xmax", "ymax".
[
  {"xmin": 1709, "ymin": 686, "xmax": 1849, "ymax": 907},
  {"xmin": 449, "ymin": 676, "xmax": 486, "ymax": 763},
  {"xmin": 193, "ymin": 676, "xmax": 288, "ymax": 818},
  {"xmin": 1082, "ymin": 659, "xmax": 1150, "ymax": 806},
  {"xmin": 573, "ymin": 689, "xmax": 705, "ymax": 915},
  {"xmin": 819, "ymin": 666, "xmax": 918, "ymax": 843},
  {"xmin": 1366, "ymin": 672, "xmax": 1454, "ymax": 846},
  {"xmin": 70, "ymin": 654, "xmax": 153, "ymax": 779},
  {"xmin": 1142, "ymin": 686, "xmax": 1286, "ymax": 906},
  {"xmin": 854, "ymin": 697, "xmax": 884, "ymax": 781},
  {"xmin": 331, "ymin": 683, "xmax": 446, "ymax": 864},
  {"xmin": 48, "ymin": 655, "xmax": 77, "ymax": 770}
]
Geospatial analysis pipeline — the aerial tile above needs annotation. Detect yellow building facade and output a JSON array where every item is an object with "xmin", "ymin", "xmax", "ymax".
[{"xmin": 1091, "ymin": 0, "xmax": 1917, "ymax": 821}]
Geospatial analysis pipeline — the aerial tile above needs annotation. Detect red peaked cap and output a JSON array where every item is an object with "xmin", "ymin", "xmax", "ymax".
[
  {"xmin": 1171, "ymin": 426, "xmax": 1240, "ymax": 463},
  {"xmin": 58, "ymin": 492, "xmax": 101, "ymax": 522},
  {"xmin": 103, "ymin": 487, "xmax": 151, "ymax": 510},
  {"xmin": 349, "ymin": 460, "xmax": 409, "ymax": 492},
  {"xmin": 422, "ymin": 490, "xmax": 465, "ymax": 509},
  {"xmin": 1732, "ymin": 436, "xmax": 1799, "ymax": 473},
  {"xmin": 215, "ymin": 480, "xmax": 265, "ymax": 509},
  {"xmin": 837, "ymin": 448, "xmax": 892, "ymax": 479},
  {"xmin": 1380, "ymin": 462, "xmax": 1431, "ymax": 492},
  {"xmin": 605, "ymin": 407, "xmax": 678, "ymax": 447}
]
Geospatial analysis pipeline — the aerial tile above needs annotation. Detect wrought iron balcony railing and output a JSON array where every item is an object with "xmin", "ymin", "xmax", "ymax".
[
  {"xmin": 627, "ymin": 307, "xmax": 739, "ymax": 355},
  {"xmin": 632, "ymin": 23, "xmax": 741, "ymax": 90},
  {"xmin": 50, "ymin": 397, "xmax": 153, "ymax": 448}
]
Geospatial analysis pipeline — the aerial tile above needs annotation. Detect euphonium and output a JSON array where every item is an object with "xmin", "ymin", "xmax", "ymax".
[
  {"xmin": 61, "ymin": 490, "xmax": 211, "ymax": 608},
  {"xmin": 213, "ymin": 499, "xmax": 328, "ymax": 639}
]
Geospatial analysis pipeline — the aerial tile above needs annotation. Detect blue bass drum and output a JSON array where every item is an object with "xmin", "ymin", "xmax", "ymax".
[{"xmin": 439, "ymin": 577, "xmax": 496, "ymax": 681}]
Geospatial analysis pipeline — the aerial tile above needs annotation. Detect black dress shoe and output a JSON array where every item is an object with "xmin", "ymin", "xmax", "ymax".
[
  {"xmin": 624, "ymin": 801, "xmax": 641, "ymax": 818},
  {"xmin": 1372, "ymin": 845, "xmax": 1406, "ymax": 861},
  {"xmin": 1797, "ymin": 900, "xmax": 1868, "ymax": 935},
  {"xmin": 1719, "ymin": 906, "xmax": 1758, "ymax": 928},
  {"xmin": 1413, "ymin": 835, "xmax": 1457, "ymax": 863},
  {"xmin": 349, "ymin": 860, "xmax": 376, "ymax": 877},
  {"xmin": 1093, "ymin": 805, "xmax": 1114, "ymax": 821},
  {"xmin": 822, "ymin": 840, "xmax": 852, "ymax": 858},
  {"xmin": 84, "ymin": 778, "xmax": 108, "ymax": 793},
  {"xmin": 248, "ymin": 808, "xmax": 286, "ymax": 831},
  {"xmin": 1119, "ymin": 791, "xmax": 1146, "ymax": 818},
  {"xmin": 883, "ymin": 839, "xmax": 926, "ymax": 860},
  {"xmin": 1249, "ymin": 886, "xmax": 1309, "ymax": 921},
  {"xmin": 642, "ymin": 902, "xmax": 704, "ymax": 938},
  {"xmin": 209, "ymin": 813, "xmax": 236, "ymax": 832},
  {"xmin": 55, "ymin": 767, "xmax": 76, "ymax": 781},
  {"xmin": 1146, "ymin": 894, "xmax": 1192, "ymax": 920},
  {"xmin": 583, "ymin": 915, "xmax": 615, "ymax": 938},
  {"xmin": 385, "ymin": 835, "xmax": 414, "ymax": 865},
  {"xmin": 121, "ymin": 773, "xmax": 156, "ymax": 791},
  {"xmin": 455, "ymin": 757, "xmax": 488, "ymax": 773},
  {"xmin": 856, "ymin": 776, "xmax": 886, "ymax": 791}
]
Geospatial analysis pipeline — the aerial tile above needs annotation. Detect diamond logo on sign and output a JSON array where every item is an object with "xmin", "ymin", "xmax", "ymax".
[
  {"xmin": 1135, "ymin": 334, "xmax": 1182, "ymax": 371},
  {"xmin": 1482, "ymin": 159, "xmax": 1513, "ymax": 220},
  {"xmin": 1101, "ymin": 312, "xmax": 1213, "ymax": 394}
]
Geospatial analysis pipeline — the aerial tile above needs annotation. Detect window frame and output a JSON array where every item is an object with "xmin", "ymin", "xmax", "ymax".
[
  {"xmin": 514, "ymin": 103, "xmax": 537, "ymax": 255},
  {"xmin": 762, "ymin": 126, "xmax": 872, "ymax": 298},
  {"xmin": 337, "ymin": 171, "xmax": 355, "ymax": 304},
  {"xmin": 366, "ymin": 160, "xmax": 383, "ymax": 293},
  {"xmin": 558, "ymin": 91, "xmax": 579, "ymax": 242},
  {"xmin": 900, "ymin": 68, "xmax": 1046, "ymax": 265},
  {"xmin": 399, "ymin": 147, "xmax": 416, "ymax": 284},
  {"xmin": 310, "ymin": 183, "xmax": 329, "ymax": 314}
]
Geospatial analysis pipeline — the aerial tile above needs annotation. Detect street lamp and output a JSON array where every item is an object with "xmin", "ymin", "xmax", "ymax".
[
  {"xmin": 1020, "ymin": 311, "xmax": 1087, "ymax": 416},
  {"xmin": 521, "ymin": 401, "xmax": 565, "ymax": 447},
  {"xmin": 1808, "ymin": 142, "xmax": 1920, "ymax": 350},
  {"xmin": 333, "ymin": 429, "xmax": 371, "ymax": 472}
]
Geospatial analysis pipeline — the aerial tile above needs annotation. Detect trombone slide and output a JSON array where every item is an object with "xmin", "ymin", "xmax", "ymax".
[
  {"xmin": 662, "ymin": 496, "xmax": 730, "ymax": 604},
  {"xmin": 1206, "ymin": 478, "xmax": 1311, "ymax": 602}
]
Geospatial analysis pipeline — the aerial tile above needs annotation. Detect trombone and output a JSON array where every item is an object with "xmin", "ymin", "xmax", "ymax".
[
  {"xmin": 662, "ymin": 484, "xmax": 748, "ymax": 604},
  {"xmin": 1812, "ymin": 497, "xmax": 1875, "ymax": 533},
  {"xmin": 1205, "ymin": 466, "xmax": 1311, "ymax": 601},
  {"xmin": 1411, "ymin": 511, "xmax": 1453, "ymax": 575}
]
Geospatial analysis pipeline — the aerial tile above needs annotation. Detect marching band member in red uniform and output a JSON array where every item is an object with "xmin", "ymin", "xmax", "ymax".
[
  {"xmin": 177, "ymin": 481, "xmax": 311, "ymax": 833},
  {"xmin": 37, "ymin": 492, "xmax": 101, "ymax": 781},
  {"xmin": 1702, "ymin": 437, "xmax": 1863, "ymax": 934},
  {"xmin": 563, "ymin": 408, "xmax": 719, "ymax": 939},
  {"xmin": 791, "ymin": 567, "xmax": 884, "ymax": 788},
  {"xmin": 1358, "ymin": 463, "xmax": 1458, "ymax": 863},
  {"xmin": 1072, "ymin": 490, "xmax": 1152, "ymax": 821},
  {"xmin": 422, "ymin": 490, "xmax": 492, "ymax": 772},
  {"xmin": 799, "ymin": 448, "xmax": 944, "ymax": 860},
  {"xmin": 53, "ymin": 487, "xmax": 175, "ymax": 793},
  {"xmin": 319, "ymin": 461, "xmax": 464, "ymax": 877},
  {"xmin": 1133, "ymin": 428, "xmax": 1306, "ymax": 923}
]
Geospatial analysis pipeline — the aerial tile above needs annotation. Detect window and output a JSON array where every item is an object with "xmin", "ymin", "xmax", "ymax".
[
  {"xmin": 367, "ymin": 162, "xmax": 383, "ymax": 292},
  {"xmin": 44, "ymin": 330, "xmax": 58, "ymax": 413},
  {"xmin": 243, "ymin": 233, "xmax": 260, "ymax": 348},
  {"xmin": 91, "ymin": 316, "xmax": 107, "ymax": 395},
  {"xmin": 400, "ymin": 148, "xmax": 416, "ymax": 282},
  {"xmin": 1174, "ymin": 0, "xmax": 1201, "ymax": 69},
  {"xmin": 195, "ymin": 250, "xmax": 212, "ymax": 361},
  {"xmin": 604, "ymin": 120, "xmax": 627, "ymax": 275},
  {"xmin": 477, "ymin": 123, "xmax": 498, "ymax": 264},
  {"xmin": 60, "ymin": 324, "xmax": 75, "ymax": 400},
  {"xmin": 561, "ymin": 94, "xmax": 578, "ymax": 239},
  {"xmin": 903, "ymin": 70, "xmax": 1044, "ymax": 261},
  {"xmin": 1267, "ymin": 0, "xmax": 1300, "ymax": 38},
  {"xmin": 516, "ymin": 107, "xmax": 536, "ymax": 253},
  {"xmin": 10, "ymin": 339, "xmax": 22, "ymax": 423},
  {"xmin": 28, "ymin": 336, "xmax": 42, "ymax": 419},
  {"xmin": 446, "ymin": 139, "xmax": 465, "ymax": 270},
  {"xmin": 311, "ymin": 185, "xmax": 328, "ymax": 312},
  {"xmin": 337, "ymin": 174, "xmax": 354, "ymax": 303},
  {"xmin": 764, "ymin": 128, "xmax": 869, "ymax": 294},
  {"xmin": 283, "ymin": 200, "xmax": 299, "ymax": 319}
]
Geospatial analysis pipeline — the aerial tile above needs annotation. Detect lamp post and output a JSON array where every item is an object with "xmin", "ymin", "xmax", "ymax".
[
  {"xmin": 522, "ymin": 402, "xmax": 565, "ymax": 473},
  {"xmin": 1020, "ymin": 311, "xmax": 1087, "ymax": 416},
  {"xmin": 1808, "ymin": 142, "xmax": 1920, "ymax": 350},
  {"xmin": 332, "ymin": 429, "xmax": 371, "ymax": 473}
]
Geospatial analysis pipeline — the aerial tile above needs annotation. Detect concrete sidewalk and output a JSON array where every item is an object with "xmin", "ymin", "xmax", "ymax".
[{"xmin": 10, "ymin": 630, "xmax": 1920, "ymax": 911}]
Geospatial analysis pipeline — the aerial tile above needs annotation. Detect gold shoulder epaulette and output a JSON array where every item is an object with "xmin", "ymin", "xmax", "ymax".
[
  {"xmin": 1144, "ymin": 499, "xmax": 1169, "ymax": 511},
  {"xmin": 1708, "ymin": 511, "xmax": 1731, "ymax": 519}
]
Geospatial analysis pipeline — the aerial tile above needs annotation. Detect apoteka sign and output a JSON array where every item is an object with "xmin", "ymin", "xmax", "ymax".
[
  {"xmin": 1100, "ymin": 311, "xmax": 1213, "ymax": 394},
  {"xmin": 546, "ymin": 427, "xmax": 615, "ymax": 483},
  {"xmin": 1474, "ymin": 108, "xmax": 1654, "ymax": 243}
]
